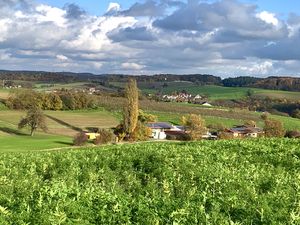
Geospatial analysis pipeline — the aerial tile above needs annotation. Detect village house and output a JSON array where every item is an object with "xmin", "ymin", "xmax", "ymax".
[
  {"xmin": 225, "ymin": 125, "xmax": 264, "ymax": 138},
  {"xmin": 146, "ymin": 122, "xmax": 183, "ymax": 140}
]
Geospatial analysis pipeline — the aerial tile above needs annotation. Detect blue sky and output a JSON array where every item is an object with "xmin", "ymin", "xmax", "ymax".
[
  {"xmin": 39, "ymin": 0, "xmax": 137, "ymax": 15},
  {"xmin": 39, "ymin": 0, "xmax": 300, "ymax": 16},
  {"xmin": 1, "ymin": 0, "xmax": 300, "ymax": 76}
]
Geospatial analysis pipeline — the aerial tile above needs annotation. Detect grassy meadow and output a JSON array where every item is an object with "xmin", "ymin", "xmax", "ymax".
[
  {"xmin": 0, "ymin": 109, "xmax": 118, "ymax": 152},
  {"xmin": 109, "ymin": 81, "xmax": 300, "ymax": 101},
  {"xmin": 1, "ymin": 139, "xmax": 300, "ymax": 224}
]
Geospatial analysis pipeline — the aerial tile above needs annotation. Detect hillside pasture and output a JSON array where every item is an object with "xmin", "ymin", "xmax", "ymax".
[
  {"xmin": 132, "ymin": 81, "xmax": 300, "ymax": 101},
  {"xmin": 0, "ymin": 109, "xmax": 119, "ymax": 152},
  {"xmin": 0, "ymin": 110, "xmax": 118, "ymax": 137}
]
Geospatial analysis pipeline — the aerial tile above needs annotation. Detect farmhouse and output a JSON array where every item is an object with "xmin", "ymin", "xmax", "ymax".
[
  {"xmin": 225, "ymin": 125, "xmax": 264, "ymax": 138},
  {"xmin": 147, "ymin": 122, "xmax": 183, "ymax": 140}
]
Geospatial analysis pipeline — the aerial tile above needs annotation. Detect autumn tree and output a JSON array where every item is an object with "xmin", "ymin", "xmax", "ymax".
[
  {"xmin": 263, "ymin": 118, "xmax": 285, "ymax": 138},
  {"xmin": 138, "ymin": 110, "xmax": 157, "ymax": 123},
  {"xmin": 181, "ymin": 114, "xmax": 207, "ymax": 140},
  {"xmin": 244, "ymin": 120, "xmax": 256, "ymax": 127},
  {"xmin": 18, "ymin": 107, "xmax": 48, "ymax": 136},
  {"xmin": 123, "ymin": 79, "xmax": 139, "ymax": 139}
]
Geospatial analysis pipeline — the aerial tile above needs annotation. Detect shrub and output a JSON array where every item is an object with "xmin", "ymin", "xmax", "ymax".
[
  {"xmin": 264, "ymin": 119, "xmax": 285, "ymax": 138},
  {"xmin": 285, "ymin": 130, "xmax": 300, "ymax": 138},
  {"xmin": 94, "ymin": 129, "xmax": 115, "ymax": 145},
  {"xmin": 218, "ymin": 131, "xmax": 233, "ymax": 140},
  {"xmin": 73, "ymin": 132, "xmax": 88, "ymax": 146},
  {"xmin": 130, "ymin": 121, "xmax": 152, "ymax": 141},
  {"xmin": 181, "ymin": 114, "xmax": 207, "ymax": 141}
]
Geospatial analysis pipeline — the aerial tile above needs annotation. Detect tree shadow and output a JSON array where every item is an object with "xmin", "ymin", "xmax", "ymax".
[
  {"xmin": 46, "ymin": 115, "xmax": 83, "ymax": 132},
  {"xmin": 54, "ymin": 141, "xmax": 73, "ymax": 146},
  {"xmin": 0, "ymin": 127, "xmax": 28, "ymax": 136}
]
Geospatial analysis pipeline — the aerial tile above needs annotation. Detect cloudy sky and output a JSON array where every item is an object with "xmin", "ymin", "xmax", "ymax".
[{"xmin": 1, "ymin": 0, "xmax": 300, "ymax": 77}]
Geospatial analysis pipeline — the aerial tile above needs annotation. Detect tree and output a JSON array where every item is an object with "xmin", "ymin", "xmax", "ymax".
[
  {"xmin": 263, "ymin": 118, "xmax": 285, "ymax": 138},
  {"xmin": 18, "ymin": 107, "xmax": 47, "ymax": 136},
  {"xmin": 181, "ymin": 114, "xmax": 207, "ymax": 140},
  {"xmin": 244, "ymin": 120, "xmax": 256, "ymax": 127},
  {"xmin": 123, "ymin": 79, "xmax": 139, "ymax": 139},
  {"xmin": 138, "ymin": 110, "xmax": 157, "ymax": 123}
]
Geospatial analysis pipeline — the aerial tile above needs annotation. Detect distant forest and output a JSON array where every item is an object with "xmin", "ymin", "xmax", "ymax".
[{"xmin": 1, "ymin": 70, "xmax": 300, "ymax": 92}]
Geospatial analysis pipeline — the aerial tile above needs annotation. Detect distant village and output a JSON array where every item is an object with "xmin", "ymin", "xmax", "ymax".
[{"xmin": 145, "ymin": 122, "xmax": 264, "ymax": 141}]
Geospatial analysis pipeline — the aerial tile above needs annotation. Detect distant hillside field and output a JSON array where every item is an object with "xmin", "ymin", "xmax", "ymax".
[
  {"xmin": 110, "ymin": 81, "xmax": 300, "ymax": 100},
  {"xmin": 0, "ymin": 139, "xmax": 299, "ymax": 224}
]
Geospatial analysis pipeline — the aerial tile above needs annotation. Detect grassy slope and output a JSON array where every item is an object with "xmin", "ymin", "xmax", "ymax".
[
  {"xmin": 150, "ymin": 109, "xmax": 300, "ymax": 130},
  {"xmin": 0, "ymin": 135, "xmax": 72, "ymax": 152},
  {"xmin": 0, "ymin": 109, "xmax": 119, "ymax": 152},
  {"xmin": 0, "ymin": 139, "xmax": 299, "ymax": 224},
  {"xmin": 130, "ymin": 81, "xmax": 300, "ymax": 100}
]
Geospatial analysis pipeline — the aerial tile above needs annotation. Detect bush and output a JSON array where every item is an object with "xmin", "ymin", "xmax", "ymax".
[
  {"xmin": 73, "ymin": 132, "xmax": 88, "ymax": 146},
  {"xmin": 130, "ymin": 121, "xmax": 152, "ymax": 141},
  {"xmin": 94, "ymin": 129, "xmax": 115, "ymax": 145},
  {"xmin": 285, "ymin": 130, "xmax": 300, "ymax": 138},
  {"xmin": 264, "ymin": 119, "xmax": 285, "ymax": 138},
  {"xmin": 218, "ymin": 131, "xmax": 233, "ymax": 140}
]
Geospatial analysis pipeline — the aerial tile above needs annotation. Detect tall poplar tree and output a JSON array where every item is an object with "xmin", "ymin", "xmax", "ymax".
[{"xmin": 123, "ymin": 78, "xmax": 139, "ymax": 139}]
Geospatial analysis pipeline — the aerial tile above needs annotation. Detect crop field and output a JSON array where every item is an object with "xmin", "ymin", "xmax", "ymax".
[{"xmin": 0, "ymin": 139, "xmax": 300, "ymax": 224}]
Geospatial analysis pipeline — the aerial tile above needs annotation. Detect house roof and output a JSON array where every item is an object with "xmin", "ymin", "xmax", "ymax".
[
  {"xmin": 147, "ymin": 122, "xmax": 174, "ymax": 129},
  {"xmin": 227, "ymin": 126, "xmax": 263, "ymax": 134}
]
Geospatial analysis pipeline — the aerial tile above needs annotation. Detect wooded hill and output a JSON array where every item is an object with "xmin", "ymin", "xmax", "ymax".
[{"xmin": 1, "ymin": 70, "xmax": 300, "ymax": 92}]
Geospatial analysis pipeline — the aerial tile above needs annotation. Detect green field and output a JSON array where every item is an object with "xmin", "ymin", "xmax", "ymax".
[
  {"xmin": 1, "ymin": 139, "xmax": 300, "ymax": 224},
  {"xmin": 114, "ymin": 81, "xmax": 300, "ymax": 100},
  {"xmin": 0, "ymin": 135, "xmax": 72, "ymax": 152},
  {"xmin": 0, "ymin": 109, "xmax": 119, "ymax": 151}
]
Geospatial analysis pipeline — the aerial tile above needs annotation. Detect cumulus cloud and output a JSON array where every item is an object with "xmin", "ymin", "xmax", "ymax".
[
  {"xmin": 121, "ymin": 62, "xmax": 144, "ymax": 70},
  {"xmin": 0, "ymin": 0, "xmax": 299, "ymax": 76}
]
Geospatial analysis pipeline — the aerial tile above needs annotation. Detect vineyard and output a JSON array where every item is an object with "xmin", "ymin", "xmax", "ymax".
[{"xmin": 0, "ymin": 139, "xmax": 300, "ymax": 224}]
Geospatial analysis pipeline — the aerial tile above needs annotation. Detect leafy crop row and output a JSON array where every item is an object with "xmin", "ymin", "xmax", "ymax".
[{"xmin": 0, "ymin": 139, "xmax": 300, "ymax": 224}]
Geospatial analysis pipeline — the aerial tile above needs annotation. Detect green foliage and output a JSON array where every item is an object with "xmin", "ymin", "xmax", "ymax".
[
  {"xmin": 264, "ymin": 118, "xmax": 285, "ymax": 138},
  {"xmin": 18, "ymin": 107, "xmax": 47, "ymax": 136},
  {"xmin": 123, "ymin": 79, "xmax": 139, "ymax": 139},
  {"xmin": 181, "ymin": 114, "xmax": 207, "ymax": 140},
  {"xmin": 131, "ymin": 121, "xmax": 152, "ymax": 141},
  {"xmin": 138, "ymin": 110, "xmax": 157, "ymax": 123},
  {"xmin": 0, "ymin": 139, "xmax": 300, "ymax": 224}
]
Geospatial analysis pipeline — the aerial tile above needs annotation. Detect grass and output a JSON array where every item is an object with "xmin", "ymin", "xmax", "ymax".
[
  {"xmin": 0, "ymin": 88, "xmax": 10, "ymax": 100},
  {"xmin": 34, "ymin": 82, "xmax": 89, "ymax": 91},
  {"xmin": 0, "ymin": 135, "xmax": 72, "ymax": 152},
  {"xmin": 0, "ymin": 109, "xmax": 119, "ymax": 137},
  {"xmin": 0, "ymin": 109, "xmax": 119, "ymax": 152},
  {"xmin": 129, "ymin": 81, "xmax": 300, "ymax": 101}
]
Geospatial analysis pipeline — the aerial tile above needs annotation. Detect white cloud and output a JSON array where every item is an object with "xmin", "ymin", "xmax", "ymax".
[
  {"xmin": 121, "ymin": 62, "xmax": 144, "ymax": 70},
  {"xmin": 35, "ymin": 4, "xmax": 67, "ymax": 27},
  {"xmin": 0, "ymin": 0, "xmax": 299, "ymax": 76},
  {"xmin": 0, "ymin": 18, "xmax": 11, "ymax": 41},
  {"xmin": 56, "ymin": 54, "xmax": 68, "ymax": 61},
  {"xmin": 238, "ymin": 61, "xmax": 273, "ymax": 75},
  {"xmin": 107, "ymin": 2, "xmax": 121, "ymax": 12},
  {"xmin": 256, "ymin": 11, "xmax": 279, "ymax": 27}
]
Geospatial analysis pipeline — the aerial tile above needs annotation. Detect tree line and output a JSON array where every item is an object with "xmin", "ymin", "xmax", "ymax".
[{"xmin": 5, "ymin": 89, "xmax": 97, "ymax": 110}]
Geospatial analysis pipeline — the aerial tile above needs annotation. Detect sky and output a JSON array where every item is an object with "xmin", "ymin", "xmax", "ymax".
[{"xmin": 1, "ymin": 0, "xmax": 300, "ymax": 77}]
